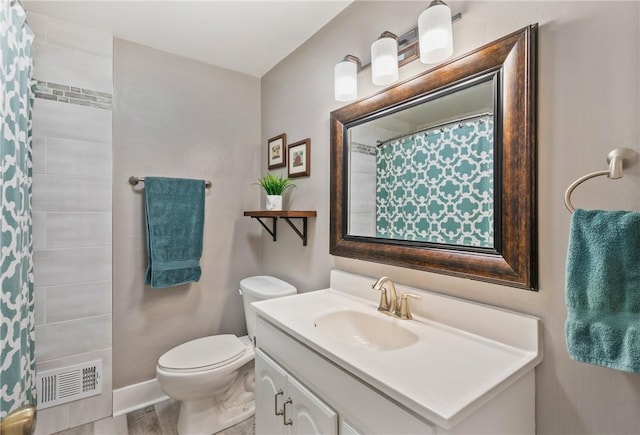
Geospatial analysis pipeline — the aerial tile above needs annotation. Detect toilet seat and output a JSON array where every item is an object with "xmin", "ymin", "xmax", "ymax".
[{"xmin": 158, "ymin": 334, "xmax": 247, "ymax": 373}]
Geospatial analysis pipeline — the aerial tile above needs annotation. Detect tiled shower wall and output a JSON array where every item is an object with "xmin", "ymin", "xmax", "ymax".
[
  {"xmin": 348, "ymin": 143, "xmax": 376, "ymax": 237},
  {"xmin": 28, "ymin": 13, "xmax": 113, "ymax": 434}
]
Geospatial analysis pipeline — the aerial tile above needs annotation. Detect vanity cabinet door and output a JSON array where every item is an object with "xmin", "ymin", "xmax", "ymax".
[
  {"xmin": 256, "ymin": 349, "xmax": 288, "ymax": 435},
  {"xmin": 340, "ymin": 420, "xmax": 365, "ymax": 435},
  {"xmin": 286, "ymin": 375, "xmax": 337, "ymax": 435},
  {"xmin": 255, "ymin": 349, "xmax": 337, "ymax": 435}
]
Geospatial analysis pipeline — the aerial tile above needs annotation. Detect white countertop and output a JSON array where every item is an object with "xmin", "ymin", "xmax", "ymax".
[{"xmin": 253, "ymin": 270, "xmax": 543, "ymax": 428}]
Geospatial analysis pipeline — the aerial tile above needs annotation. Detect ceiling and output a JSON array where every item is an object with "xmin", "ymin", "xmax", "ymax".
[{"xmin": 24, "ymin": 1, "xmax": 352, "ymax": 77}]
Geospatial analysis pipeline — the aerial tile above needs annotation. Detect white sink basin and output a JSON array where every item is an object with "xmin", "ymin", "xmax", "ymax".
[
  {"xmin": 252, "ymin": 270, "xmax": 542, "ymax": 428},
  {"xmin": 314, "ymin": 309, "xmax": 419, "ymax": 351}
]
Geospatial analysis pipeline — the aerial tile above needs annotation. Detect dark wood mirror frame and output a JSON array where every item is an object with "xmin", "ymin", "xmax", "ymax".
[{"xmin": 330, "ymin": 25, "xmax": 538, "ymax": 290}]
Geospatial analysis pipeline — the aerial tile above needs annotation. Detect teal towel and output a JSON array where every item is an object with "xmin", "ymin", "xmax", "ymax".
[
  {"xmin": 144, "ymin": 177, "xmax": 205, "ymax": 288},
  {"xmin": 565, "ymin": 209, "xmax": 640, "ymax": 374}
]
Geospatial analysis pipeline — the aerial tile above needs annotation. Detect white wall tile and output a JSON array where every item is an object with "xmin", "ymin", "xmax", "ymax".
[
  {"xmin": 36, "ymin": 347, "xmax": 111, "ymax": 379},
  {"xmin": 46, "ymin": 212, "xmax": 111, "ymax": 248},
  {"xmin": 350, "ymin": 153, "xmax": 376, "ymax": 174},
  {"xmin": 26, "ymin": 12, "xmax": 47, "ymax": 45},
  {"xmin": 28, "ymin": 9, "xmax": 114, "ymax": 430},
  {"xmin": 46, "ymin": 280, "xmax": 112, "ymax": 323},
  {"xmin": 68, "ymin": 350, "xmax": 113, "ymax": 427},
  {"xmin": 34, "ymin": 286, "xmax": 46, "ymax": 325},
  {"xmin": 33, "ymin": 99, "xmax": 112, "ymax": 144},
  {"xmin": 35, "ymin": 315, "xmax": 111, "ymax": 361},
  {"xmin": 46, "ymin": 137, "xmax": 112, "ymax": 178},
  {"xmin": 36, "ymin": 348, "xmax": 113, "ymax": 429},
  {"xmin": 46, "ymin": 16, "xmax": 113, "ymax": 59},
  {"xmin": 33, "ymin": 42, "xmax": 112, "ymax": 93},
  {"xmin": 349, "ymin": 213, "xmax": 376, "ymax": 237},
  {"xmin": 34, "ymin": 404, "xmax": 69, "ymax": 435},
  {"xmin": 68, "ymin": 389, "xmax": 113, "ymax": 429},
  {"xmin": 32, "ymin": 175, "xmax": 111, "ymax": 212},
  {"xmin": 32, "ymin": 212, "xmax": 46, "ymax": 249},
  {"xmin": 349, "ymin": 172, "xmax": 376, "ymax": 214},
  {"xmin": 33, "ymin": 247, "xmax": 112, "ymax": 287},
  {"xmin": 32, "ymin": 136, "xmax": 47, "ymax": 174}
]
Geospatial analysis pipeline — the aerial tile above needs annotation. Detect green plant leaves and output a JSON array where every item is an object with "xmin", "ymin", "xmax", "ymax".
[{"xmin": 255, "ymin": 173, "xmax": 295, "ymax": 195}]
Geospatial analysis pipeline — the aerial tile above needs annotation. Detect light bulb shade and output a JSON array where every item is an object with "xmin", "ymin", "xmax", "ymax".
[
  {"xmin": 418, "ymin": 1, "xmax": 454, "ymax": 64},
  {"xmin": 371, "ymin": 36, "xmax": 398, "ymax": 86},
  {"xmin": 334, "ymin": 60, "xmax": 358, "ymax": 102}
]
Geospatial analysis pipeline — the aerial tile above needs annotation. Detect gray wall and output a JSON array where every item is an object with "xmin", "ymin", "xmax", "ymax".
[
  {"xmin": 261, "ymin": 1, "xmax": 640, "ymax": 434},
  {"xmin": 112, "ymin": 39, "xmax": 262, "ymax": 388},
  {"xmin": 29, "ymin": 13, "xmax": 114, "ymax": 434}
]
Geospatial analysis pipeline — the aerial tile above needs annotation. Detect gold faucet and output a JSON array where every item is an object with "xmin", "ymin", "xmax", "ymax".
[
  {"xmin": 372, "ymin": 276, "xmax": 422, "ymax": 319},
  {"xmin": 372, "ymin": 276, "xmax": 399, "ymax": 314}
]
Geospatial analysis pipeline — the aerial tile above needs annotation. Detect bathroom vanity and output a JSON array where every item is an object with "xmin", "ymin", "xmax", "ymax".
[{"xmin": 253, "ymin": 270, "xmax": 542, "ymax": 434}]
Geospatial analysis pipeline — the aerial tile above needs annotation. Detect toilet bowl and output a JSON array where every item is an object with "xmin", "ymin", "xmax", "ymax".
[{"xmin": 156, "ymin": 276, "xmax": 296, "ymax": 435}]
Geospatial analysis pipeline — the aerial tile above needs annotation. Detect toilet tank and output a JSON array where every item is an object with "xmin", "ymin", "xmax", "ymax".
[{"xmin": 240, "ymin": 276, "xmax": 296, "ymax": 342}]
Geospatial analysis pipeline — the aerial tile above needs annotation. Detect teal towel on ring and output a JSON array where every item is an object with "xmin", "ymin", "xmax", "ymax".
[
  {"xmin": 565, "ymin": 209, "xmax": 640, "ymax": 374},
  {"xmin": 144, "ymin": 177, "xmax": 205, "ymax": 288}
]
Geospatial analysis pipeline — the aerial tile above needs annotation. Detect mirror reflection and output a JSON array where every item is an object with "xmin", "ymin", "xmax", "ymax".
[{"xmin": 347, "ymin": 78, "xmax": 495, "ymax": 248}]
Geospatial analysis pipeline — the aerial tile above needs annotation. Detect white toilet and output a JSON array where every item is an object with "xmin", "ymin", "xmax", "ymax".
[{"xmin": 156, "ymin": 276, "xmax": 296, "ymax": 435}]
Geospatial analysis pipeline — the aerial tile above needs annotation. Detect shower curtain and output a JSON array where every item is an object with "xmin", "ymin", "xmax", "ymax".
[
  {"xmin": 0, "ymin": 0, "xmax": 36, "ymax": 418},
  {"xmin": 376, "ymin": 114, "xmax": 494, "ymax": 247}
]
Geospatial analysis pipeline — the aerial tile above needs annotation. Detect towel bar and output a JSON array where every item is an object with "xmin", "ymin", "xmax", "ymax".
[
  {"xmin": 564, "ymin": 148, "xmax": 637, "ymax": 213},
  {"xmin": 129, "ymin": 176, "xmax": 213, "ymax": 189}
]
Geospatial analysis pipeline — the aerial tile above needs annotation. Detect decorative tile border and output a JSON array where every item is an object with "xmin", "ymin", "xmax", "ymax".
[
  {"xmin": 351, "ymin": 142, "xmax": 376, "ymax": 156},
  {"xmin": 34, "ymin": 80, "xmax": 112, "ymax": 110}
]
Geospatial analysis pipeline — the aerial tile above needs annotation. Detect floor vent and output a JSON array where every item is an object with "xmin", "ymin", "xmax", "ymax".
[{"xmin": 37, "ymin": 360, "xmax": 102, "ymax": 409}]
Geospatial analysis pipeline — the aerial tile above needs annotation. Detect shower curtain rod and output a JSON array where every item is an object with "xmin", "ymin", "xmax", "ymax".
[{"xmin": 376, "ymin": 112, "xmax": 494, "ymax": 147}]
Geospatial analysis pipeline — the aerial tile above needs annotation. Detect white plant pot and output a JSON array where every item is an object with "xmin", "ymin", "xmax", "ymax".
[{"xmin": 266, "ymin": 195, "xmax": 283, "ymax": 211}]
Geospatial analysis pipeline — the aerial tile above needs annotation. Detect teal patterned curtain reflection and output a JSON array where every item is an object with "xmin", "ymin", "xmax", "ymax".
[
  {"xmin": 376, "ymin": 115, "xmax": 494, "ymax": 247},
  {"xmin": 0, "ymin": 0, "xmax": 36, "ymax": 417}
]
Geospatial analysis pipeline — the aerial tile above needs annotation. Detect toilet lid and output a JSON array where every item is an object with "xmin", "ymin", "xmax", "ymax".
[{"xmin": 158, "ymin": 334, "xmax": 246, "ymax": 371}]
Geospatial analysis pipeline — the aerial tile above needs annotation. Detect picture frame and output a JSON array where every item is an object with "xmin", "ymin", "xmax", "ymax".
[
  {"xmin": 287, "ymin": 138, "xmax": 311, "ymax": 178},
  {"xmin": 267, "ymin": 133, "xmax": 287, "ymax": 170}
]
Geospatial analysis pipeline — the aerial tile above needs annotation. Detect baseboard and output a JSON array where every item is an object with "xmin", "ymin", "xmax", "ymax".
[{"xmin": 113, "ymin": 378, "xmax": 169, "ymax": 417}]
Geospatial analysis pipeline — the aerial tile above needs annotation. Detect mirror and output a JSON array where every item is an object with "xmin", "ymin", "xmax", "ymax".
[
  {"xmin": 347, "ymin": 78, "xmax": 495, "ymax": 247},
  {"xmin": 330, "ymin": 25, "xmax": 538, "ymax": 290}
]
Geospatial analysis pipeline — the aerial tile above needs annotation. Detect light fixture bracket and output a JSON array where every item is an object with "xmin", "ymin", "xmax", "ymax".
[
  {"xmin": 357, "ymin": 13, "xmax": 461, "ymax": 71},
  {"xmin": 342, "ymin": 54, "xmax": 362, "ymax": 71},
  {"xmin": 378, "ymin": 31, "xmax": 399, "ymax": 41},
  {"xmin": 400, "ymin": 12, "xmax": 461, "ymax": 67},
  {"xmin": 334, "ymin": 8, "xmax": 462, "ymax": 102}
]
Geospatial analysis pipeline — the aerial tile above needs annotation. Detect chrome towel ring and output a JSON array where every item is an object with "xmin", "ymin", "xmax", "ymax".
[{"xmin": 564, "ymin": 148, "xmax": 638, "ymax": 213}]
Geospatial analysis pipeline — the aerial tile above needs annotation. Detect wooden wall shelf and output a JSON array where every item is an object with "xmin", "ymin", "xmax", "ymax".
[{"xmin": 244, "ymin": 210, "xmax": 317, "ymax": 246}]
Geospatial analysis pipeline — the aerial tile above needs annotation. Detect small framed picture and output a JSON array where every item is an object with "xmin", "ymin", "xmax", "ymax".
[
  {"xmin": 267, "ymin": 133, "xmax": 287, "ymax": 170},
  {"xmin": 287, "ymin": 138, "xmax": 310, "ymax": 178}
]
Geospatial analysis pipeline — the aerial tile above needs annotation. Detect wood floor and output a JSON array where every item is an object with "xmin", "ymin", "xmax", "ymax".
[{"xmin": 52, "ymin": 400, "xmax": 255, "ymax": 435}]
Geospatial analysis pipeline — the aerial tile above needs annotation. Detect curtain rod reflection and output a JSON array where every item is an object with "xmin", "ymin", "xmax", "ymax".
[{"xmin": 375, "ymin": 112, "xmax": 494, "ymax": 147}]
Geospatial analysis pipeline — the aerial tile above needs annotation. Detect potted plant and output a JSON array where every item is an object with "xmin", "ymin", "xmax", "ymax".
[{"xmin": 256, "ymin": 173, "xmax": 295, "ymax": 211}]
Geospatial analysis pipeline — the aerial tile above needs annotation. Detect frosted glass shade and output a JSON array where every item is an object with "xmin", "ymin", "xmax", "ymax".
[
  {"xmin": 418, "ymin": 1, "xmax": 454, "ymax": 64},
  {"xmin": 371, "ymin": 36, "xmax": 398, "ymax": 86},
  {"xmin": 334, "ymin": 60, "xmax": 358, "ymax": 102}
]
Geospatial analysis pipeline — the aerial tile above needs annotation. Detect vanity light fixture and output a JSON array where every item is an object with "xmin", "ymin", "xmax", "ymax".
[
  {"xmin": 371, "ymin": 31, "xmax": 399, "ymax": 86},
  {"xmin": 334, "ymin": 55, "xmax": 361, "ymax": 102},
  {"xmin": 418, "ymin": 0, "xmax": 454, "ymax": 64},
  {"xmin": 333, "ymin": 6, "xmax": 461, "ymax": 101}
]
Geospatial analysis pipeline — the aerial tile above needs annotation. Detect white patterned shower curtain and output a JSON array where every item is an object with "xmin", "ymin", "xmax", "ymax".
[
  {"xmin": 376, "ymin": 115, "xmax": 494, "ymax": 247},
  {"xmin": 0, "ymin": 0, "xmax": 36, "ymax": 418}
]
